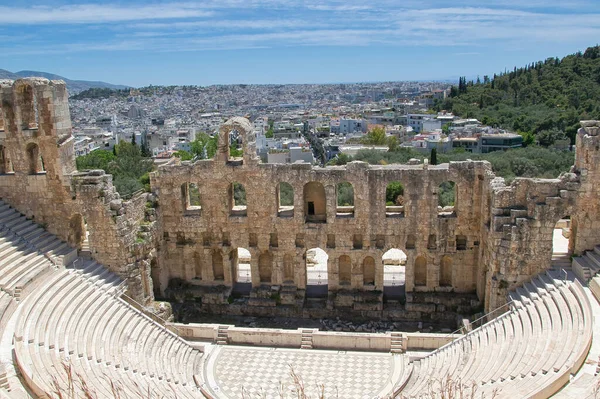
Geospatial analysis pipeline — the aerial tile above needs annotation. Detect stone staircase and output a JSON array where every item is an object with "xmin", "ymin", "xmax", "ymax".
[
  {"xmin": 390, "ymin": 332, "xmax": 404, "ymax": 354},
  {"xmin": 216, "ymin": 325, "xmax": 229, "ymax": 345},
  {"xmin": 300, "ymin": 329, "xmax": 314, "ymax": 349},
  {"xmin": 573, "ymin": 246, "xmax": 600, "ymax": 281}
]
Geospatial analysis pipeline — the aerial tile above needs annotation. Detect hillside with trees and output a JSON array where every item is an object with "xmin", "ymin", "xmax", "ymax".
[{"xmin": 437, "ymin": 45, "xmax": 600, "ymax": 146}]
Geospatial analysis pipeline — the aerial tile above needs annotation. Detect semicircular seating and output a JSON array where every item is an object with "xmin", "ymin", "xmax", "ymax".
[
  {"xmin": 395, "ymin": 270, "xmax": 593, "ymax": 398},
  {"xmin": 13, "ymin": 267, "xmax": 205, "ymax": 398}
]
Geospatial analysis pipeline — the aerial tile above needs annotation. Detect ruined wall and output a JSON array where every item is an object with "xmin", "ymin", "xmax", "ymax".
[
  {"xmin": 151, "ymin": 117, "xmax": 600, "ymax": 313},
  {"xmin": 0, "ymin": 78, "xmax": 154, "ymax": 303},
  {"xmin": 2, "ymin": 82, "xmax": 598, "ymax": 314},
  {"xmin": 152, "ymin": 118, "xmax": 492, "ymax": 314},
  {"xmin": 572, "ymin": 121, "xmax": 600, "ymax": 255}
]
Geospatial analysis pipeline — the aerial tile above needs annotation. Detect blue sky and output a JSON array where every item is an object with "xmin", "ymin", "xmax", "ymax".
[{"xmin": 1, "ymin": 1, "xmax": 599, "ymax": 87}]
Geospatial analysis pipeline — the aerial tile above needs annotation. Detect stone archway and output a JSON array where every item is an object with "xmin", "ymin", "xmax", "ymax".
[{"xmin": 216, "ymin": 117, "xmax": 259, "ymax": 165}]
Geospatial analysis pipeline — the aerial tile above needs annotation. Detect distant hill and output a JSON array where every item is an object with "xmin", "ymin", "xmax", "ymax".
[
  {"xmin": 0, "ymin": 69, "xmax": 128, "ymax": 94},
  {"xmin": 437, "ymin": 45, "xmax": 600, "ymax": 145}
]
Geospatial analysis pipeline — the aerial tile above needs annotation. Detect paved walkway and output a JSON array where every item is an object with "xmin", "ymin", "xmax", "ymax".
[{"xmin": 205, "ymin": 346, "xmax": 403, "ymax": 399}]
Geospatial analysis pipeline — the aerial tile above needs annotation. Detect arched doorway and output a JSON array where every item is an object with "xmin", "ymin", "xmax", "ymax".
[
  {"xmin": 382, "ymin": 248, "xmax": 407, "ymax": 301},
  {"xmin": 232, "ymin": 247, "xmax": 252, "ymax": 296},
  {"xmin": 305, "ymin": 248, "xmax": 328, "ymax": 298},
  {"xmin": 552, "ymin": 216, "xmax": 572, "ymax": 267}
]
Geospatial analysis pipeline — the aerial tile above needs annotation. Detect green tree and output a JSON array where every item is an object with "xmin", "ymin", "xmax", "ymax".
[
  {"xmin": 362, "ymin": 127, "xmax": 387, "ymax": 145},
  {"xmin": 336, "ymin": 182, "xmax": 354, "ymax": 206},
  {"xmin": 430, "ymin": 148, "xmax": 438, "ymax": 165},
  {"xmin": 387, "ymin": 136, "xmax": 399, "ymax": 152},
  {"xmin": 385, "ymin": 182, "xmax": 404, "ymax": 205}
]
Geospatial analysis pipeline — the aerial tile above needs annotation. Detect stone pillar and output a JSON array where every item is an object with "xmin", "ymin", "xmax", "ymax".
[{"xmin": 572, "ymin": 121, "xmax": 600, "ymax": 254}]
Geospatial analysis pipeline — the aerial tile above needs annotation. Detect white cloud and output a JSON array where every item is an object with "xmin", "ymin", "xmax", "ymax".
[{"xmin": 0, "ymin": 3, "xmax": 213, "ymax": 24}]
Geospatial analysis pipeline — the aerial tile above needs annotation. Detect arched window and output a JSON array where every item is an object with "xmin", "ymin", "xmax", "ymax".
[
  {"xmin": 440, "ymin": 256, "xmax": 452, "ymax": 287},
  {"xmin": 212, "ymin": 251, "xmax": 224, "ymax": 280},
  {"xmin": 217, "ymin": 117, "xmax": 258, "ymax": 165},
  {"xmin": 438, "ymin": 181, "xmax": 456, "ymax": 216},
  {"xmin": 277, "ymin": 182, "xmax": 294, "ymax": 217},
  {"xmin": 258, "ymin": 252, "xmax": 272, "ymax": 283},
  {"xmin": 414, "ymin": 256, "xmax": 427, "ymax": 286},
  {"xmin": 363, "ymin": 256, "xmax": 375, "ymax": 286},
  {"xmin": 386, "ymin": 181, "xmax": 405, "ymax": 217},
  {"xmin": 339, "ymin": 255, "xmax": 352, "ymax": 285},
  {"xmin": 336, "ymin": 182, "xmax": 354, "ymax": 217},
  {"xmin": 303, "ymin": 182, "xmax": 326, "ymax": 223},
  {"xmin": 26, "ymin": 143, "xmax": 44, "ymax": 174},
  {"xmin": 230, "ymin": 182, "xmax": 247, "ymax": 216}
]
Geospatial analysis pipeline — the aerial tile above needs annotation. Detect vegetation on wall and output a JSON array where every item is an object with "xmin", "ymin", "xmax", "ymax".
[
  {"xmin": 329, "ymin": 146, "xmax": 574, "ymax": 182},
  {"xmin": 76, "ymin": 141, "xmax": 154, "ymax": 197},
  {"xmin": 438, "ymin": 45, "xmax": 600, "ymax": 145}
]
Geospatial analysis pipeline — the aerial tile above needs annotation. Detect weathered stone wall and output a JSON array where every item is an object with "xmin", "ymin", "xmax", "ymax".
[
  {"xmin": 0, "ymin": 78, "xmax": 154, "ymax": 303},
  {"xmin": 2, "ymin": 80, "xmax": 598, "ymax": 315},
  {"xmin": 572, "ymin": 121, "xmax": 600, "ymax": 255}
]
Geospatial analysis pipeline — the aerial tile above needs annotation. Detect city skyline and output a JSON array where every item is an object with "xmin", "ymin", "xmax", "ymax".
[{"xmin": 1, "ymin": 0, "xmax": 599, "ymax": 87}]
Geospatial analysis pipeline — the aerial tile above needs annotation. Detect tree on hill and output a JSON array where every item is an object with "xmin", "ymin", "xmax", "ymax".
[{"xmin": 439, "ymin": 45, "xmax": 600, "ymax": 144}]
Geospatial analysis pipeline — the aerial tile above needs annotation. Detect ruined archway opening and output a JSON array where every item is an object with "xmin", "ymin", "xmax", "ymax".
[
  {"xmin": 553, "ymin": 216, "xmax": 572, "ymax": 266},
  {"xmin": 438, "ymin": 181, "xmax": 456, "ymax": 217},
  {"xmin": 386, "ymin": 181, "xmax": 405, "ymax": 217},
  {"xmin": 382, "ymin": 248, "xmax": 407, "ymax": 302},
  {"xmin": 230, "ymin": 182, "xmax": 247, "ymax": 217},
  {"xmin": 26, "ymin": 143, "xmax": 45, "ymax": 175},
  {"xmin": 277, "ymin": 182, "xmax": 294, "ymax": 217},
  {"xmin": 231, "ymin": 247, "xmax": 252, "ymax": 296},
  {"xmin": 305, "ymin": 247, "xmax": 328, "ymax": 298},
  {"xmin": 336, "ymin": 182, "xmax": 354, "ymax": 217},
  {"xmin": 303, "ymin": 182, "xmax": 326, "ymax": 223}
]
